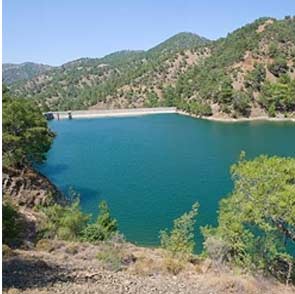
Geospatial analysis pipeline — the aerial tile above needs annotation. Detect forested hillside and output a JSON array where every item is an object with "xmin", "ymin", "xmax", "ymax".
[
  {"xmin": 3, "ymin": 62, "xmax": 53, "ymax": 85},
  {"xmin": 7, "ymin": 32, "xmax": 209, "ymax": 111},
  {"xmin": 175, "ymin": 17, "xmax": 295, "ymax": 118},
  {"xmin": 5, "ymin": 17, "xmax": 295, "ymax": 118}
]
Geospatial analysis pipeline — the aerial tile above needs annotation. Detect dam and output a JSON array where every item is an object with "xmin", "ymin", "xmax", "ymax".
[{"xmin": 44, "ymin": 107, "xmax": 177, "ymax": 120}]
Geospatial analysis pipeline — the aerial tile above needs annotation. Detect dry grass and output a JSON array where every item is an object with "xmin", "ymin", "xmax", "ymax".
[
  {"xmin": 2, "ymin": 245, "xmax": 16, "ymax": 258},
  {"xmin": 163, "ymin": 256, "xmax": 186, "ymax": 275}
]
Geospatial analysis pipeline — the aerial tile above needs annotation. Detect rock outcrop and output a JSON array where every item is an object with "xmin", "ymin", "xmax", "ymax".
[{"xmin": 2, "ymin": 166, "xmax": 65, "ymax": 208}]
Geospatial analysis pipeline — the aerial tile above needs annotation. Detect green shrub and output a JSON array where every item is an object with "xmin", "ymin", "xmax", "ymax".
[
  {"xmin": 2, "ymin": 202, "xmax": 22, "ymax": 245},
  {"xmin": 160, "ymin": 202, "xmax": 199, "ymax": 259},
  {"xmin": 202, "ymin": 234, "xmax": 230, "ymax": 266},
  {"xmin": 268, "ymin": 42, "xmax": 279, "ymax": 58},
  {"xmin": 145, "ymin": 91, "xmax": 159, "ymax": 107},
  {"xmin": 232, "ymin": 91, "xmax": 251, "ymax": 117},
  {"xmin": 189, "ymin": 101, "xmax": 213, "ymax": 116},
  {"xmin": 244, "ymin": 63, "xmax": 266, "ymax": 91},
  {"xmin": 203, "ymin": 154, "xmax": 295, "ymax": 283},
  {"xmin": 2, "ymin": 87, "xmax": 54, "ymax": 168},
  {"xmin": 40, "ymin": 200, "xmax": 89, "ymax": 241},
  {"xmin": 82, "ymin": 200, "xmax": 118, "ymax": 242},
  {"xmin": 260, "ymin": 75, "xmax": 295, "ymax": 113},
  {"xmin": 96, "ymin": 243, "xmax": 124, "ymax": 271},
  {"xmin": 268, "ymin": 103, "xmax": 276, "ymax": 117}
]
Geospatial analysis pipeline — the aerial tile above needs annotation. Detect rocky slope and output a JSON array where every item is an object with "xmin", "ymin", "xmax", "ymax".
[
  {"xmin": 2, "ymin": 166, "xmax": 64, "ymax": 208},
  {"xmin": 3, "ymin": 240, "xmax": 295, "ymax": 294},
  {"xmin": 2, "ymin": 166, "xmax": 66, "ymax": 246}
]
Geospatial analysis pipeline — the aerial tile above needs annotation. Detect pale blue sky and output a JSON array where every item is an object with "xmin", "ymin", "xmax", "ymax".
[{"xmin": 3, "ymin": 0, "xmax": 295, "ymax": 65}]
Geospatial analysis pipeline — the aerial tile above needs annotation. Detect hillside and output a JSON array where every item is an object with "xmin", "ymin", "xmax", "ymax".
[
  {"xmin": 174, "ymin": 17, "xmax": 295, "ymax": 118},
  {"xmin": 2, "ymin": 62, "xmax": 53, "ymax": 85},
  {"xmin": 7, "ymin": 33, "xmax": 210, "ymax": 111},
  {"xmin": 3, "ymin": 240, "xmax": 294, "ymax": 294},
  {"xmin": 5, "ymin": 17, "xmax": 295, "ymax": 118}
]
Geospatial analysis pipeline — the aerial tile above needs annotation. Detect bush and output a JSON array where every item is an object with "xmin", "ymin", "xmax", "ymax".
[
  {"xmin": 2, "ymin": 88, "xmax": 54, "ymax": 168},
  {"xmin": 244, "ymin": 63, "xmax": 266, "ymax": 91},
  {"xmin": 164, "ymin": 256, "xmax": 185, "ymax": 275},
  {"xmin": 3, "ymin": 202, "xmax": 22, "ymax": 246},
  {"xmin": 268, "ymin": 57, "xmax": 288, "ymax": 77},
  {"xmin": 189, "ymin": 101, "xmax": 213, "ymax": 116},
  {"xmin": 268, "ymin": 103, "xmax": 276, "ymax": 117},
  {"xmin": 82, "ymin": 200, "xmax": 118, "ymax": 242},
  {"xmin": 259, "ymin": 75, "xmax": 295, "ymax": 113},
  {"xmin": 232, "ymin": 91, "xmax": 251, "ymax": 117},
  {"xmin": 96, "ymin": 243, "xmax": 125, "ymax": 271},
  {"xmin": 202, "ymin": 234, "xmax": 230, "ymax": 266},
  {"xmin": 203, "ymin": 154, "xmax": 295, "ymax": 283},
  {"xmin": 40, "ymin": 200, "xmax": 89, "ymax": 241},
  {"xmin": 160, "ymin": 202, "xmax": 199, "ymax": 259}
]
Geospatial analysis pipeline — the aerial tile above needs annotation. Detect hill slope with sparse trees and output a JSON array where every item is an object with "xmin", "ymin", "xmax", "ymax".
[{"xmin": 4, "ymin": 17, "xmax": 295, "ymax": 118}]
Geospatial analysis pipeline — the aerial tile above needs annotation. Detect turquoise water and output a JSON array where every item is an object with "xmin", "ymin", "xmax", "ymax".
[{"xmin": 39, "ymin": 114, "xmax": 295, "ymax": 251}]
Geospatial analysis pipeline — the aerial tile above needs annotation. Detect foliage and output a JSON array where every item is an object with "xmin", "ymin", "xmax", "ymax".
[
  {"xmin": 260, "ymin": 75, "xmax": 295, "ymax": 114},
  {"xmin": 232, "ymin": 91, "xmax": 251, "ymax": 117},
  {"xmin": 40, "ymin": 199, "xmax": 90, "ymax": 241},
  {"xmin": 203, "ymin": 154, "xmax": 295, "ymax": 283},
  {"xmin": 8, "ymin": 33, "xmax": 209, "ymax": 111},
  {"xmin": 82, "ymin": 200, "xmax": 118, "ymax": 242},
  {"xmin": 268, "ymin": 42, "xmax": 279, "ymax": 58},
  {"xmin": 244, "ymin": 63, "xmax": 266, "ymax": 91},
  {"xmin": 2, "ymin": 86, "xmax": 54, "ymax": 167},
  {"xmin": 202, "ymin": 235, "xmax": 230, "ymax": 267},
  {"xmin": 160, "ymin": 202, "xmax": 199, "ymax": 258},
  {"xmin": 145, "ymin": 90, "xmax": 159, "ymax": 107},
  {"xmin": 268, "ymin": 57, "xmax": 289, "ymax": 77},
  {"xmin": 147, "ymin": 32, "xmax": 210, "ymax": 57},
  {"xmin": 96, "ymin": 243, "xmax": 125, "ymax": 271},
  {"xmin": 185, "ymin": 100, "xmax": 213, "ymax": 116},
  {"xmin": 40, "ymin": 195, "xmax": 119, "ymax": 243},
  {"xmin": 175, "ymin": 17, "xmax": 295, "ymax": 117},
  {"xmin": 163, "ymin": 256, "xmax": 186, "ymax": 275},
  {"xmin": 2, "ymin": 202, "xmax": 22, "ymax": 245},
  {"xmin": 162, "ymin": 85, "xmax": 177, "ymax": 107},
  {"xmin": 2, "ymin": 62, "xmax": 52, "ymax": 85}
]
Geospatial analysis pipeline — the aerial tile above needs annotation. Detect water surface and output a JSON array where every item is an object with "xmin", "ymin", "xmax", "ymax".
[{"xmin": 39, "ymin": 114, "xmax": 295, "ymax": 251}]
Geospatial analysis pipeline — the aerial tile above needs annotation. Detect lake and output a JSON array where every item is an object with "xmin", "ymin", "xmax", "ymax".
[{"xmin": 39, "ymin": 114, "xmax": 295, "ymax": 251}]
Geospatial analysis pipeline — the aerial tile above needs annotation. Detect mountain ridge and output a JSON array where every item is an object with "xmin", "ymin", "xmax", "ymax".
[
  {"xmin": 4, "ymin": 16, "xmax": 295, "ymax": 118},
  {"xmin": 2, "ymin": 62, "xmax": 53, "ymax": 85}
]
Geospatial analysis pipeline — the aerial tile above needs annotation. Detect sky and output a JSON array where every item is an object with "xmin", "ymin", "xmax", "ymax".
[{"xmin": 3, "ymin": 0, "xmax": 295, "ymax": 66}]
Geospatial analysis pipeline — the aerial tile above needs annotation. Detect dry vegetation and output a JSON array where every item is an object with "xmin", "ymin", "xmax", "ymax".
[{"xmin": 3, "ymin": 240, "xmax": 295, "ymax": 294}]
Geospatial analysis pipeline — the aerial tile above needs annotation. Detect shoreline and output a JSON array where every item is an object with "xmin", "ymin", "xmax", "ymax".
[
  {"xmin": 177, "ymin": 110, "xmax": 295, "ymax": 123},
  {"xmin": 48, "ymin": 108, "xmax": 295, "ymax": 123}
]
